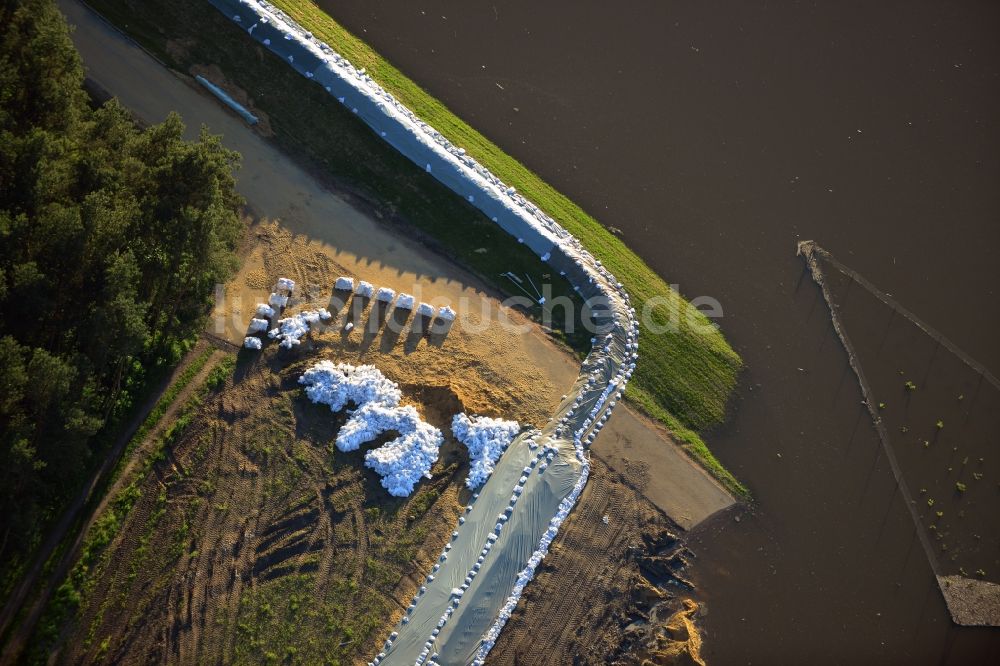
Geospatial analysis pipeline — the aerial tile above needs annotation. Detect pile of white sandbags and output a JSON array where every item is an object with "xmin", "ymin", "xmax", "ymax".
[
  {"xmin": 268, "ymin": 292, "xmax": 289, "ymax": 309},
  {"xmin": 299, "ymin": 361, "xmax": 442, "ymax": 496},
  {"xmin": 395, "ymin": 293, "xmax": 415, "ymax": 310},
  {"xmin": 337, "ymin": 402, "xmax": 416, "ymax": 451},
  {"xmin": 267, "ymin": 308, "xmax": 332, "ymax": 349},
  {"xmin": 299, "ymin": 361, "xmax": 402, "ymax": 414},
  {"xmin": 452, "ymin": 414, "xmax": 520, "ymax": 489},
  {"xmin": 363, "ymin": 412, "xmax": 444, "ymax": 497}
]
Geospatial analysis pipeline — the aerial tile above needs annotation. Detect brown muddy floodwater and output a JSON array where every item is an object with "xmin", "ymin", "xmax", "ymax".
[{"xmin": 316, "ymin": 0, "xmax": 1000, "ymax": 662}]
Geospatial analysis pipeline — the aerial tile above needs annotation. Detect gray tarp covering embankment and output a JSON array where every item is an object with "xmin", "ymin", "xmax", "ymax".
[{"xmin": 206, "ymin": 3, "xmax": 639, "ymax": 664}]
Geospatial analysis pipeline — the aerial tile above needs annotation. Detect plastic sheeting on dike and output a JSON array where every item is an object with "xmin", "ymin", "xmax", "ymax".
[{"xmin": 209, "ymin": 0, "xmax": 561, "ymax": 260}]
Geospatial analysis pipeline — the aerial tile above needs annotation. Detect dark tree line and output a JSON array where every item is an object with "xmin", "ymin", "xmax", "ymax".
[{"xmin": 0, "ymin": 0, "xmax": 243, "ymax": 587}]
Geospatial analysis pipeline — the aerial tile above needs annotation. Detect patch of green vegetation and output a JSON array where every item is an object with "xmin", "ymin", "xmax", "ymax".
[
  {"xmin": 113, "ymin": 347, "xmax": 216, "ymax": 479},
  {"xmin": 407, "ymin": 487, "xmax": 440, "ymax": 520},
  {"xmin": 205, "ymin": 355, "xmax": 237, "ymax": 391},
  {"xmin": 84, "ymin": 0, "xmax": 746, "ymax": 495},
  {"xmin": 235, "ymin": 573, "xmax": 390, "ymax": 665}
]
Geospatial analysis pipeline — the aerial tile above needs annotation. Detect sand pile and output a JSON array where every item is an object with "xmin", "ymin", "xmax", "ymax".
[{"xmin": 299, "ymin": 361, "xmax": 443, "ymax": 497}]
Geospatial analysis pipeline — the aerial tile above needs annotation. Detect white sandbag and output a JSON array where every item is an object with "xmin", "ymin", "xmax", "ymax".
[
  {"xmin": 268, "ymin": 309, "xmax": 328, "ymax": 348},
  {"xmin": 277, "ymin": 277, "xmax": 296, "ymax": 292},
  {"xmin": 416, "ymin": 302, "xmax": 435, "ymax": 317},
  {"xmin": 268, "ymin": 292, "xmax": 289, "ymax": 308},
  {"xmin": 243, "ymin": 336, "xmax": 262, "ymax": 350},
  {"xmin": 255, "ymin": 303, "xmax": 276, "ymax": 318},
  {"xmin": 437, "ymin": 306, "xmax": 457, "ymax": 321},
  {"xmin": 335, "ymin": 276, "xmax": 355, "ymax": 291},
  {"xmin": 395, "ymin": 293, "xmax": 415, "ymax": 310},
  {"xmin": 247, "ymin": 318, "xmax": 269, "ymax": 333},
  {"xmin": 452, "ymin": 413, "xmax": 520, "ymax": 489},
  {"xmin": 375, "ymin": 287, "xmax": 396, "ymax": 303},
  {"xmin": 355, "ymin": 280, "xmax": 375, "ymax": 298}
]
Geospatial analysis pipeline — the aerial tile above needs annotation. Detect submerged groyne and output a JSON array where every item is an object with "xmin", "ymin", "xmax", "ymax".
[{"xmin": 207, "ymin": 1, "xmax": 640, "ymax": 662}]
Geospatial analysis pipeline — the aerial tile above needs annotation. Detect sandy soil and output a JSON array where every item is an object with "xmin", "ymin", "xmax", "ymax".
[
  {"xmin": 592, "ymin": 408, "xmax": 734, "ymax": 531},
  {"xmin": 214, "ymin": 220, "xmax": 567, "ymax": 430}
]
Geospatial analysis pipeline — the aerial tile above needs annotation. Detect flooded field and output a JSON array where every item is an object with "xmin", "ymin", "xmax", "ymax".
[{"xmin": 315, "ymin": 0, "xmax": 1000, "ymax": 661}]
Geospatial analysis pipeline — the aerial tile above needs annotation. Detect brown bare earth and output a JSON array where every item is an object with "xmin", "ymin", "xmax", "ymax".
[
  {"xmin": 487, "ymin": 457, "xmax": 702, "ymax": 665},
  {"xmin": 56, "ymin": 329, "xmax": 552, "ymax": 664}
]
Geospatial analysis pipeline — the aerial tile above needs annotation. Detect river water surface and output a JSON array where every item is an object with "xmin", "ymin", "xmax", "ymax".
[{"xmin": 315, "ymin": 0, "xmax": 1000, "ymax": 662}]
